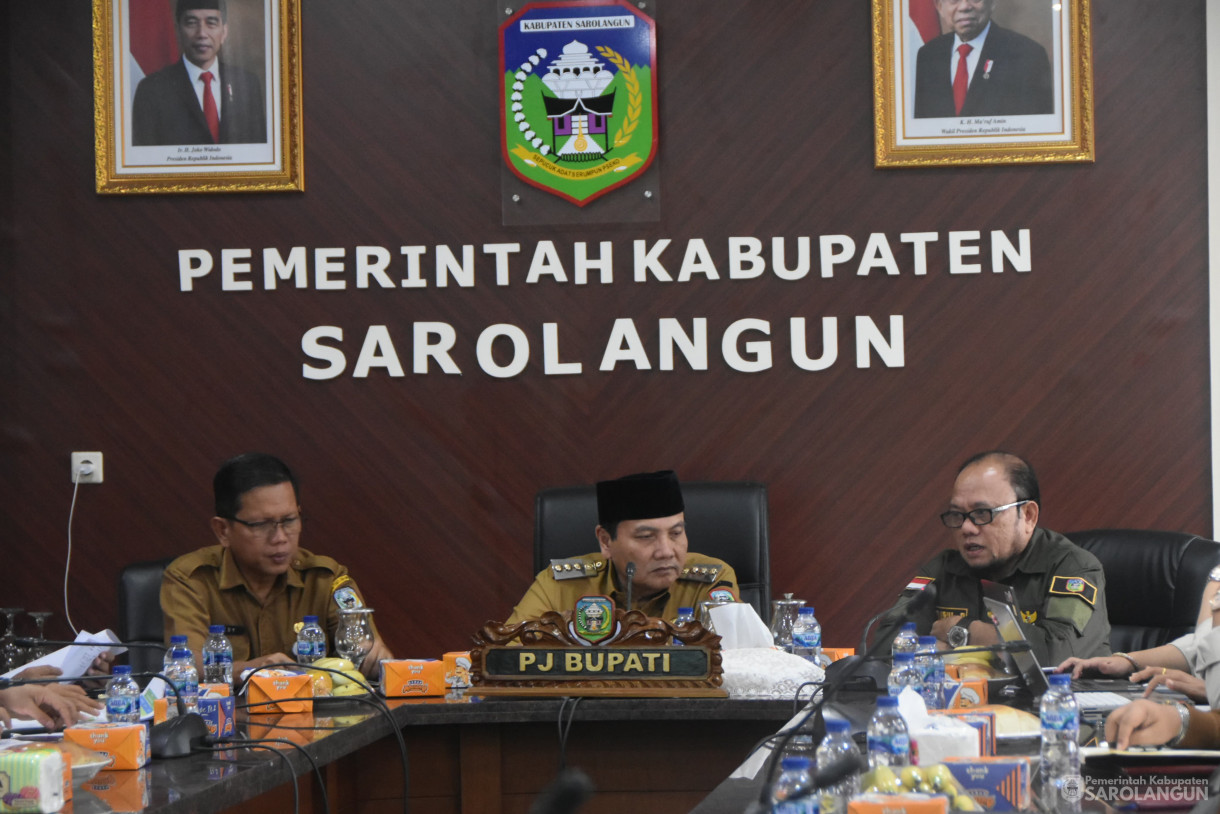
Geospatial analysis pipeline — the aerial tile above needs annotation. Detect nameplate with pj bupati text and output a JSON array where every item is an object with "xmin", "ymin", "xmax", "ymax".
[{"xmin": 483, "ymin": 646, "xmax": 710, "ymax": 680}]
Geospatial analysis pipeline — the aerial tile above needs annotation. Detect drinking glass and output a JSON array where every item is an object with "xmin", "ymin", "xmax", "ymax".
[
  {"xmin": 335, "ymin": 608, "xmax": 375, "ymax": 668},
  {"xmin": 28, "ymin": 612, "xmax": 53, "ymax": 658},
  {"xmin": 0, "ymin": 608, "xmax": 25, "ymax": 671}
]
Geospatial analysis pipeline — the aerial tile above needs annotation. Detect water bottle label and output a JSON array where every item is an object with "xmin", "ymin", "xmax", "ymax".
[
  {"xmin": 1041, "ymin": 711, "xmax": 1078, "ymax": 731},
  {"xmin": 106, "ymin": 695, "xmax": 136, "ymax": 718},
  {"xmin": 773, "ymin": 799, "xmax": 817, "ymax": 814},
  {"xmin": 867, "ymin": 733, "xmax": 910, "ymax": 758},
  {"xmin": 793, "ymin": 631, "xmax": 821, "ymax": 648}
]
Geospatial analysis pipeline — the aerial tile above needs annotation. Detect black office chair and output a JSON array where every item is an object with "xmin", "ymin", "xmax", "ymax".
[
  {"xmin": 1066, "ymin": 529, "xmax": 1220, "ymax": 652},
  {"xmin": 534, "ymin": 481, "xmax": 772, "ymax": 620},
  {"xmin": 117, "ymin": 557, "xmax": 175, "ymax": 676}
]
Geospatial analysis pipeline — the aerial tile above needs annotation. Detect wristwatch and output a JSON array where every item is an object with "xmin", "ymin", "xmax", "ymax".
[{"xmin": 947, "ymin": 624, "xmax": 970, "ymax": 648}]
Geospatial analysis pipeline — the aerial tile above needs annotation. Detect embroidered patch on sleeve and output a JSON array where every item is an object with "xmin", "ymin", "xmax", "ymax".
[{"xmin": 1049, "ymin": 575, "xmax": 1097, "ymax": 606}]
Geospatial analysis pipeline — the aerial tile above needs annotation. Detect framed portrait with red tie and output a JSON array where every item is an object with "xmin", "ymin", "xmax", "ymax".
[
  {"xmin": 872, "ymin": 0, "xmax": 1093, "ymax": 168},
  {"xmin": 94, "ymin": 0, "xmax": 303, "ymax": 193}
]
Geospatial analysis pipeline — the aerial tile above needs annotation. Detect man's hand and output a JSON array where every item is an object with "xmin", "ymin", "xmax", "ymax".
[
  {"xmin": 236, "ymin": 652, "xmax": 296, "ymax": 678},
  {"xmin": 931, "ymin": 614, "xmax": 964, "ymax": 643},
  {"xmin": 0, "ymin": 685, "xmax": 81, "ymax": 730},
  {"xmin": 1057, "ymin": 655, "xmax": 1135, "ymax": 679},
  {"xmin": 13, "ymin": 665, "xmax": 63, "ymax": 681},
  {"xmin": 1104, "ymin": 699, "xmax": 1185, "ymax": 750},
  {"xmin": 1135, "ymin": 667, "xmax": 1208, "ymax": 704},
  {"xmin": 360, "ymin": 639, "xmax": 394, "ymax": 678},
  {"xmin": 87, "ymin": 651, "xmax": 116, "ymax": 677}
]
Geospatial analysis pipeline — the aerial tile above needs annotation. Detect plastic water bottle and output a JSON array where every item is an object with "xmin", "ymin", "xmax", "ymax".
[
  {"xmin": 202, "ymin": 625, "xmax": 234, "ymax": 685},
  {"xmin": 295, "ymin": 615, "xmax": 327, "ymax": 664},
  {"xmin": 816, "ymin": 718, "xmax": 861, "ymax": 814},
  {"xmin": 915, "ymin": 635, "xmax": 944, "ymax": 710},
  {"xmin": 672, "ymin": 607, "xmax": 695, "ymax": 645},
  {"xmin": 771, "ymin": 755, "xmax": 817, "ymax": 813},
  {"xmin": 792, "ymin": 607, "xmax": 827, "ymax": 667},
  {"xmin": 866, "ymin": 695, "xmax": 911, "ymax": 768},
  {"xmin": 104, "ymin": 665, "xmax": 141, "ymax": 724},
  {"xmin": 1040, "ymin": 673, "xmax": 1081, "ymax": 807},
  {"xmin": 891, "ymin": 622, "xmax": 918, "ymax": 657},
  {"xmin": 887, "ymin": 652, "xmax": 923, "ymax": 698},
  {"xmin": 165, "ymin": 635, "xmax": 199, "ymax": 715}
]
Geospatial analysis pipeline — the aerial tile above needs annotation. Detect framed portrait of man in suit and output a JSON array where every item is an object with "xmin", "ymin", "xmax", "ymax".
[
  {"xmin": 872, "ymin": 0, "xmax": 1093, "ymax": 167},
  {"xmin": 94, "ymin": 0, "xmax": 303, "ymax": 193}
]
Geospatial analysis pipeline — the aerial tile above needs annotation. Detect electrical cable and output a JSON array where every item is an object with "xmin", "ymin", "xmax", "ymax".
[
  {"xmin": 555, "ymin": 696, "xmax": 583, "ymax": 771},
  {"xmin": 64, "ymin": 477, "xmax": 83, "ymax": 635},
  {"xmin": 209, "ymin": 737, "xmax": 330, "ymax": 814},
  {"xmin": 235, "ymin": 661, "xmax": 410, "ymax": 814},
  {"xmin": 198, "ymin": 743, "xmax": 298, "ymax": 814}
]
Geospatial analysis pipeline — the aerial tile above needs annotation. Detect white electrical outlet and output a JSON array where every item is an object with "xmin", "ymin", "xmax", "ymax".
[{"xmin": 71, "ymin": 452, "xmax": 104, "ymax": 484}]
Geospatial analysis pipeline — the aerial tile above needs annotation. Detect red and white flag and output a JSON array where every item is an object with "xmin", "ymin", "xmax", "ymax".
[{"xmin": 908, "ymin": 0, "xmax": 942, "ymax": 44}]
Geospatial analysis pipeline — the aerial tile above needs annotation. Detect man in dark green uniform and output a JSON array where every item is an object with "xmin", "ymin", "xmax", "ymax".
[
  {"xmin": 881, "ymin": 451, "xmax": 1110, "ymax": 665},
  {"xmin": 505, "ymin": 471, "xmax": 739, "ymax": 624}
]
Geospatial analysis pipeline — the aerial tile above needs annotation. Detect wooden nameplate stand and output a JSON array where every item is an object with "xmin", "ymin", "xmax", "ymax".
[{"xmin": 469, "ymin": 609, "xmax": 727, "ymax": 697}]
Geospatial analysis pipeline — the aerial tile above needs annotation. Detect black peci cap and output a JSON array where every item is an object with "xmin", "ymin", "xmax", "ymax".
[{"xmin": 596, "ymin": 470, "xmax": 685, "ymax": 528}]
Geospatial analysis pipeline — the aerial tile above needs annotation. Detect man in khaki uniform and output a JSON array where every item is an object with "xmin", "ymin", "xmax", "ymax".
[
  {"xmin": 161, "ymin": 453, "xmax": 392, "ymax": 678},
  {"xmin": 505, "ymin": 470, "xmax": 739, "ymax": 625}
]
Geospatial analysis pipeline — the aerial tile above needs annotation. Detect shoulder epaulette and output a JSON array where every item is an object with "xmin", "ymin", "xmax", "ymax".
[
  {"xmin": 679, "ymin": 563, "xmax": 724, "ymax": 583},
  {"xmin": 549, "ymin": 558, "xmax": 605, "ymax": 581}
]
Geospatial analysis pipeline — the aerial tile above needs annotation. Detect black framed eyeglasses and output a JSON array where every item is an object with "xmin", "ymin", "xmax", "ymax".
[
  {"xmin": 939, "ymin": 500, "xmax": 1029, "ymax": 529},
  {"xmin": 230, "ymin": 515, "xmax": 302, "ymax": 536}
]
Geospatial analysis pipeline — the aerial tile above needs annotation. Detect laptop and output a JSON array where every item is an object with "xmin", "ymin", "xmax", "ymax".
[{"xmin": 978, "ymin": 580, "xmax": 1185, "ymax": 714}]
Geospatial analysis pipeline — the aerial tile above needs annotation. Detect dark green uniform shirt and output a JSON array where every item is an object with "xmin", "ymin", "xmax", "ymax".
[{"xmin": 883, "ymin": 527, "xmax": 1111, "ymax": 665}]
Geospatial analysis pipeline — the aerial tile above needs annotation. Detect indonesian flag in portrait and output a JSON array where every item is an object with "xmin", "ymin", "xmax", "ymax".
[
  {"xmin": 908, "ymin": 0, "xmax": 942, "ymax": 44},
  {"xmin": 129, "ymin": 0, "xmax": 179, "ymax": 86}
]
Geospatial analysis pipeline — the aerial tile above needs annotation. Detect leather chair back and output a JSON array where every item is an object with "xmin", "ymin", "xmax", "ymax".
[
  {"xmin": 1066, "ymin": 529, "xmax": 1220, "ymax": 652},
  {"xmin": 534, "ymin": 481, "xmax": 771, "ymax": 620},
  {"xmin": 117, "ymin": 558, "xmax": 174, "ymax": 676}
]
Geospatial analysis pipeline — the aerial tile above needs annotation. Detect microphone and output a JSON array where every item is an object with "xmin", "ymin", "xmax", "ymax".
[
  {"xmin": 857, "ymin": 585, "xmax": 939, "ymax": 654},
  {"xmin": 528, "ymin": 767, "xmax": 594, "ymax": 814},
  {"xmin": 624, "ymin": 562, "xmax": 636, "ymax": 611},
  {"xmin": 14, "ymin": 638, "xmax": 166, "ymax": 650}
]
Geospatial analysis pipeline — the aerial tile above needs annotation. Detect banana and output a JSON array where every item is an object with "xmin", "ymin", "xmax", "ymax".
[
  {"xmin": 313, "ymin": 657, "xmax": 355, "ymax": 672},
  {"xmin": 332, "ymin": 683, "xmax": 369, "ymax": 697}
]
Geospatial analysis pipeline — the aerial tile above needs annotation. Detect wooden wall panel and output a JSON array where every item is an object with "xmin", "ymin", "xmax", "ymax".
[{"xmin": 0, "ymin": 1, "xmax": 1209, "ymax": 658}]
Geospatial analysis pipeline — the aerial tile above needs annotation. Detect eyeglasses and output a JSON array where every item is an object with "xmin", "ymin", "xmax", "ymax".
[
  {"xmin": 230, "ymin": 515, "xmax": 302, "ymax": 537},
  {"xmin": 939, "ymin": 500, "xmax": 1029, "ymax": 528}
]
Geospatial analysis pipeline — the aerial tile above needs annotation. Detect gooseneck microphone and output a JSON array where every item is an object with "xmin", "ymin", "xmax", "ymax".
[{"xmin": 624, "ymin": 562, "xmax": 636, "ymax": 611}]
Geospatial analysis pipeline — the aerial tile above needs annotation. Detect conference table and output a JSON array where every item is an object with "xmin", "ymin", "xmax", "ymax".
[{"xmin": 58, "ymin": 692, "xmax": 806, "ymax": 814}]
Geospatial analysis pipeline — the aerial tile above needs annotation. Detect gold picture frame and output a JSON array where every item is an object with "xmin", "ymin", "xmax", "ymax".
[
  {"xmin": 873, "ymin": 0, "xmax": 1093, "ymax": 168},
  {"xmin": 94, "ymin": 0, "xmax": 303, "ymax": 194}
]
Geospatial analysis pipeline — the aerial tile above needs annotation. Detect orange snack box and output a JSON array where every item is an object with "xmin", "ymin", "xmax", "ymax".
[
  {"xmin": 247, "ymin": 672, "xmax": 313, "ymax": 714},
  {"xmin": 381, "ymin": 659, "xmax": 445, "ymax": 697},
  {"xmin": 84, "ymin": 769, "xmax": 151, "ymax": 812},
  {"xmin": 444, "ymin": 651, "xmax": 472, "ymax": 689},
  {"xmin": 849, "ymin": 793, "xmax": 949, "ymax": 813},
  {"xmin": 944, "ymin": 678, "xmax": 988, "ymax": 708},
  {"xmin": 822, "ymin": 647, "xmax": 856, "ymax": 663},
  {"xmin": 63, "ymin": 722, "xmax": 149, "ymax": 770}
]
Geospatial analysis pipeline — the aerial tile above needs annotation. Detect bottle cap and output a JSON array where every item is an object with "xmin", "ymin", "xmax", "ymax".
[
  {"xmin": 826, "ymin": 718, "xmax": 849, "ymax": 733},
  {"xmin": 894, "ymin": 652, "xmax": 914, "ymax": 663},
  {"xmin": 304, "ymin": 615, "xmax": 319, "ymax": 624},
  {"xmin": 170, "ymin": 635, "xmax": 187, "ymax": 644},
  {"xmin": 113, "ymin": 665, "xmax": 132, "ymax": 675},
  {"xmin": 678, "ymin": 607, "xmax": 692, "ymax": 615},
  {"xmin": 901, "ymin": 622, "xmax": 916, "ymax": 631},
  {"xmin": 208, "ymin": 624, "xmax": 224, "ymax": 634},
  {"xmin": 876, "ymin": 695, "xmax": 899, "ymax": 708},
  {"xmin": 798, "ymin": 607, "xmax": 815, "ymax": 615},
  {"xmin": 781, "ymin": 756, "xmax": 812, "ymax": 770},
  {"xmin": 1048, "ymin": 672, "xmax": 1071, "ymax": 687}
]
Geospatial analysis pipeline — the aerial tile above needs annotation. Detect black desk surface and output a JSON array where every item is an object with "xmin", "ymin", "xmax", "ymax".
[{"xmin": 54, "ymin": 694, "xmax": 800, "ymax": 814}]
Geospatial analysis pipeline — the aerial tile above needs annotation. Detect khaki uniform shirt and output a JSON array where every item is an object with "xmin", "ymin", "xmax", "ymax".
[
  {"xmin": 504, "ymin": 552, "xmax": 739, "ymax": 626},
  {"xmin": 881, "ymin": 527, "xmax": 1111, "ymax": 664},
  {"xmin": 160, "ymin": 545, "xmax": 369, "ymax": 664}
]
